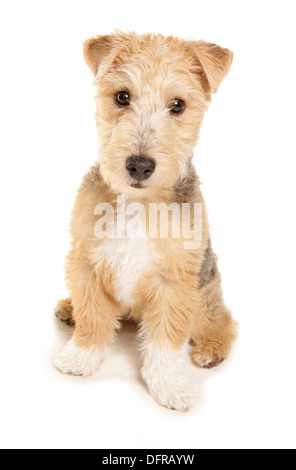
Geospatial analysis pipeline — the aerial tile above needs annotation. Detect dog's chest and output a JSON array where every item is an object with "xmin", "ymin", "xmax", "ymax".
[{"xmin": 94, "ymin": 223, "xmax": 151, "ymax": 308}]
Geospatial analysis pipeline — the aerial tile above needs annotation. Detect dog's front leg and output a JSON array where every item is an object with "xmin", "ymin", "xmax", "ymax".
[
  {"xmin": 53, "ymin": 255, "xmax": 120, "ymax": 377},
  {"xmin": 139, "ymin": 276, "xmax": 196, "ymax": 411}
]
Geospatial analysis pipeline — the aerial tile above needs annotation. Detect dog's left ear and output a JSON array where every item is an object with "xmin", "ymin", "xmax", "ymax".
[{"xmin": 188, "ymin": 41, "xmax": 233, "ymax": 94}]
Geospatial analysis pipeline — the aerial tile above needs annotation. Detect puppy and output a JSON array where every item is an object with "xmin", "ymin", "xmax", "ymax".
[{"xmin": 54, "ymin": 32, "xmax": 237, "ymax": 411}]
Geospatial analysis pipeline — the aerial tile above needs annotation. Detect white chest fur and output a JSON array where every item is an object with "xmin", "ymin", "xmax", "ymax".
[
  {"xmin": 104, "ymin": 236, "xmax": 151, "ymax": 307},
  {"xmin": 92, "ymin": 211, "xmax": 152, "ymax": 308}
]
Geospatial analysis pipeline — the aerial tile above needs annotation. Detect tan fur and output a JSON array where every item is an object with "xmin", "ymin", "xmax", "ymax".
[
  {"xmin": 55, "ymin": 298, "xmax": 74, "ymax": 326},
  {"xmin": 191, "ymin": 271, "xmax": 238, "ymax": 367},
  {"xmin": 54, "ymin": 32, "xmax": 237, "ymax": 408}
]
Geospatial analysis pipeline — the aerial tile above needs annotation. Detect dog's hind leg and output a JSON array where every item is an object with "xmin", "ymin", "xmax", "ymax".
[
  {"xmin": 54, "ymin": 298, "xmax": 75, "ymax": 327},
  {"xmin": 191, "ymin": 272, "xmax": 238, "ymax": 369}
]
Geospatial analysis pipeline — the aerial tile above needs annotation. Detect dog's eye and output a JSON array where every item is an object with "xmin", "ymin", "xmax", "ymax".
[
  {"xmin": 170, "ymin": 99, "xmax": 185, "ymax": 115},
  {"xmin": 115, "ymin": 91, "xmax": 130, "ymax": 107}
]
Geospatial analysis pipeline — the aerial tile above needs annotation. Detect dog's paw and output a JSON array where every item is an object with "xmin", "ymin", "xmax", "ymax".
[
  {"xmin": 150, "ymin": 380, "xmax": 194, "ymax": 412},
  {"xmin": 53, "ymin": 338, "xmax": 104, "ymax": 377},
  {"xmin": 54, "ymin": 298, "xmax": 75, "ymax": 327},
  {"xmin": 141, "ymin": 342, "xmax": 194, "ymax": 412},
  {"xmin": 192, "ymin": 343, "xmax": 225, "ymax": 369}
]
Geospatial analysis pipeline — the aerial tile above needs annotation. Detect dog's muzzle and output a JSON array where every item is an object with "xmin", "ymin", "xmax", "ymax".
[{"xmin": 126, "ymin": 155, "xmax": 156, "ymax": 181}]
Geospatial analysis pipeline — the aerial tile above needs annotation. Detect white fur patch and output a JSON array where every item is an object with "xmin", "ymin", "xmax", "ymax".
[
  {"xmin": 141, "ymin": 341, "xmax": 193, "ymax": 412},
  {"xmin": 92, "ymin": 206, "xmax": 152, "ymax": 308},
  {"xmin": 53, "ymin": 337, "xmax": 105, "ymax": 377},
  {"xmin": 104, "ymin": 237, "xmax": 151, "ymax": 307}
]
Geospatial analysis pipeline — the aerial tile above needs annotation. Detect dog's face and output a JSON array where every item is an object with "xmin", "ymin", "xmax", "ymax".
[{"xmin": 84, "ymin": 33, "xmax": 232, "ymax": 199}]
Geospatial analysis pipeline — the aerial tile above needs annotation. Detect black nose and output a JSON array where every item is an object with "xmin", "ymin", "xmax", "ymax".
[{"xmin": 126, "ymin": 155, "xmax": 156, "ymax": 181}]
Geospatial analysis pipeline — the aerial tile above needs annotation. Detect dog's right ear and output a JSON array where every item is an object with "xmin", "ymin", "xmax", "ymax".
[{"xmin": 83, "ymin": 35, "xmax": 114, "ymax": 75}]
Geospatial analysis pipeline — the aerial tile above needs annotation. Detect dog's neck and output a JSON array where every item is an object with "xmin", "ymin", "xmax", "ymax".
[{"xmin": 173, "ymin": 160, "xmax": 199, "ymax": 204}]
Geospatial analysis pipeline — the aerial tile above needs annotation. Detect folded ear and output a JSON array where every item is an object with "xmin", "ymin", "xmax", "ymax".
[
  {"xmin": 188, "ymin": 41, "xmax": 233, "ymax": 94},
  {"xmin": 83, "ymin": 35, "xmax": 114, "ymax": 75}
]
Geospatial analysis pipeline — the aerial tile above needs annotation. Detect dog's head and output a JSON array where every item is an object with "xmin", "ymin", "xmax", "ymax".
[{"xmin": 83, "ymin": 32, "xmax": 232, "ymax": 199}]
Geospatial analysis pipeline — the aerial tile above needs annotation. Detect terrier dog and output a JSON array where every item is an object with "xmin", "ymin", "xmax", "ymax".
[{"xmin": 53, "ymin": 32, "xmax": 237, "ymax": 411}]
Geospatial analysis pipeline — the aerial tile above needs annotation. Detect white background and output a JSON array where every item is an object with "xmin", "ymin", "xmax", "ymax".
[{"xmin": 0, "ymin": 0, "xmax": 295, "ymax": 450}]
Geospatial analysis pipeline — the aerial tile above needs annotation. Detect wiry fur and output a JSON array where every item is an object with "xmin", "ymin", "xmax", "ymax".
[{"xmin": 53, "ymin": 32, "xmax": 238, "ymax": 411}]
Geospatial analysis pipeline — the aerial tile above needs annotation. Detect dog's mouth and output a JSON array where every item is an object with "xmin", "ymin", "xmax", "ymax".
[{"xmin": 130, "ymin": 182, "xmax": 147, "ymax": 189}]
